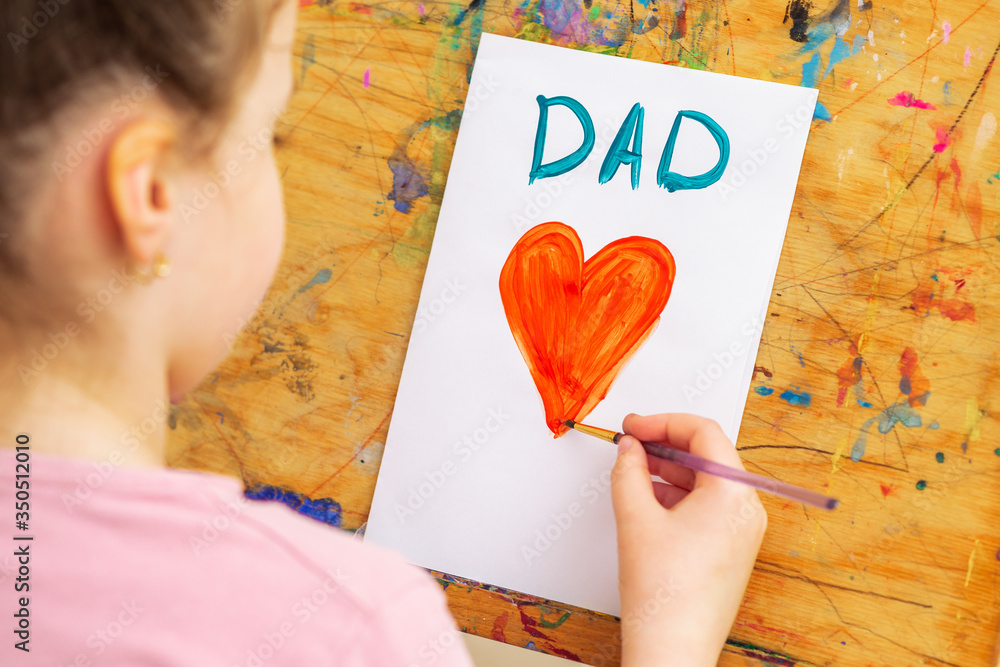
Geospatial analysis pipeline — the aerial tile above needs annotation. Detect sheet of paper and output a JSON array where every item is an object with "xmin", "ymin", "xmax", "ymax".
[{"xmin": 366, "ymin": 33, "xmax": 817, "ymax": 616}]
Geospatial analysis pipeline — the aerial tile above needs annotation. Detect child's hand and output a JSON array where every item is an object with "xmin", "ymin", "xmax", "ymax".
[{"xmin": 611, "ymin": 413, "xmax": 767, "ymax": 667}]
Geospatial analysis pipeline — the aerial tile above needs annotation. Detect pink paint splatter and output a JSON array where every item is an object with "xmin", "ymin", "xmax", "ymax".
[
  {"xmin": 964, "ymin": 46, "xmax": 972, "ymax": 67},
  {"xmin": 363, "ymin": 66, "xmax": 370, "ymax": 89},
  {"xmin": 933, "ymin": 127, "xmax": 951, "ymax": 153},
  {"xmin": 888, "ymin": 91, "xmax": 937, "ymax": 110},
  {"xmin": 942, "ymin": 21, "xmax": 951, "ymax": 44},
  {"xmin": 418, "ymin": 1, "xmax": 425, "ymax": 15}
]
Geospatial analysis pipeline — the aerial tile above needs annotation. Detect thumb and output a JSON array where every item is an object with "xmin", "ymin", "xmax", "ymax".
[{"xmin": 611, "ymin": 435, "xmax": 659, "ymax": 528}]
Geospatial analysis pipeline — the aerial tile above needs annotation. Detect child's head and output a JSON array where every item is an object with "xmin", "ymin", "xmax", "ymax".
[{"xmin": 1, "ymin": 0, "xmax": 296, "ymax": 400}]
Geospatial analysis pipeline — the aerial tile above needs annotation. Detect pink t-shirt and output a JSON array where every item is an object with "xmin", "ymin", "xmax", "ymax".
[{"xmin": 0, "ymin": 448, "xmax": 473, "ymax": 667}]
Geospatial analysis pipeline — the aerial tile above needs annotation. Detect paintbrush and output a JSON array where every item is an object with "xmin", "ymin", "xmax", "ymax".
[{"xmin": 563, "ymin": 420, "xmax": 839, "ymax": 510}]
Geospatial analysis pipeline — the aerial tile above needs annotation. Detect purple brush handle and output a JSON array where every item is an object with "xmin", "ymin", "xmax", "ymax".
[{"xmin": 626, "ymin": 436, "xmax": 839, "ymax": 510}]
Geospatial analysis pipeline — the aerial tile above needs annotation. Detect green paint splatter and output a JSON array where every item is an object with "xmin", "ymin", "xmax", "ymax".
[
  {"xmin": 539, "ymin": 610, "xmax": 571, "ymax": 629},
  {"xmin": 915, "ymin": 480, "xmax": 927, "ymax": 490},
  {"xmin": 935, "ymin": 452, "xmax": 944, "ymax": 463},
  {"xmin": 995, "ymin": 447, "xmax": 1000, "ymax": 456},
  {"xmin": 588, "ymin": 4, "xmax": 600, "ymax": 20}
]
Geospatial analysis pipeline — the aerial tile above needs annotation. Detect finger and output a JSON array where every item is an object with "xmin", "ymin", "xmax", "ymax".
[
  {"xmin": 646, "ymin": 453, "xmax": 695, "ymax": 491},
  {"xmin": 623, "ymin": 413, "xmax": 744, "ymax": 471},
  {"xmin": 651, "ymin": 481, "xmax": 688, "ymax": 509},
  {"xmin": 611, "ymin": 435, "xmax": 662, "ymax": 532}
]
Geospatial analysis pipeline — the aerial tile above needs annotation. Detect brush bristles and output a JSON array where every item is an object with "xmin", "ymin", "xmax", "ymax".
[{"xmin": 563, "ymin": 420, "xmax": 576, "ymax": 428}]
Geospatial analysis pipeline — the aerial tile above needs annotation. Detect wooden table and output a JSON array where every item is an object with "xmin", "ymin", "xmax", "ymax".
[{"xmin": 166, "ymin": 0, "xmax": 1000, "ymax": 664}]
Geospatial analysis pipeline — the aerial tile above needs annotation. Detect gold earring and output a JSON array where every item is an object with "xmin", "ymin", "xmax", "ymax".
[
  {"xmin": 134, "ymin": 251, "xmax": 171, "ymax": 284},
  {"xmin": 152, "ymin": 252, "xmax": 171, "ymax": 279}
]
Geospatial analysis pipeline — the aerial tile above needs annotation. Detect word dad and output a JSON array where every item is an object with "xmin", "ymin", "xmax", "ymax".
[{"xmin": 528, "ymin": 95, "xmax": 731, "ymax": 191}]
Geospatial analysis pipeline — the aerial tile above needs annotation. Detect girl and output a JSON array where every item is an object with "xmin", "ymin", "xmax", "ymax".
[{"xmin": 0, "ymin": 1, "xmax": 765, "ymax": 665}]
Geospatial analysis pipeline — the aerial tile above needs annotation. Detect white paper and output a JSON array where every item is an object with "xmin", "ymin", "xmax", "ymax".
[{"xmin": 365, "ymin": 34, "xmax": 817, "ymax": 616}]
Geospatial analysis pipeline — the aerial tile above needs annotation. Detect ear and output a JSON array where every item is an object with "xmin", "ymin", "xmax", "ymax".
[{"xmin": 106, "ymin": 119, "xmax": 178, "ymax": 267}]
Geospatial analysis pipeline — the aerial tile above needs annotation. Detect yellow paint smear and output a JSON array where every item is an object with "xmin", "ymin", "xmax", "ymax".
[
  {"xmin": 964, "ymin": 397, "xmax": 981, "ymax": 443},
  {"xmin": 831, "ymin": 436, "xmax": 847, "ymax": 473},
  {"xmin": 964, "ymin": 538, "xmax": 979, "ymax": 587}
]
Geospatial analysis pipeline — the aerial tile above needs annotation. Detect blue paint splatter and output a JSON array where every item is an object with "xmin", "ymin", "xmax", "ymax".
[
  {"xmin": 801, "ymin": 52, "xmax": 823, "ymax": 87},
  {"xmin": 216, "ymin": 411, "xmax": 225, "ymax": 424},
  {"xmin": 823, "ymin": 34, "xmax": 866, "ymax": 76},
  {"xmin": 857, "ymin": 400, "xmax": 873, "ymax": 408},
  {"xmin": 452, "ymin": 0, "xmax": 482, "ymax": 26},
  {"xmin": 387, "ymin": 151, "xmax": 430, "ymax": 214},
  {"xmin": 245, "ymin": 483, "xmax": 343, "ymax": 528},
  {"xmin": 929, "ymin": 420, "xmax": 939, "ymax": 429},
  {"xmin": 298, "ymin": 268, "xmax": 332, "ymax": 293},
  {"xmin": 800, "ymin": 53, "xmax": 833, "ymax": 121},
  {"xmin": 851, "ymin": 401, "xmax": 922, "ymax": 462},
  {"xmin": 779, "ymin": 389, "xmax": 811, "ymax": 407},
  {"xmin": 755, "ymin": 386, "xmax": 774, "ymax": 396}
]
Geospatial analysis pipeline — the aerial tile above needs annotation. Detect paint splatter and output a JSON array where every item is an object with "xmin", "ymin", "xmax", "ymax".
[
  {"xmin": 799, "ymin": 52, "xmax": 832, "ymax": 120},
  {"xmin": 801, "ymin": 52, "xmax": 822, "ymax": 87},
  {"xmin": 418, "ymin": 1, "xmax": 425, "ymax": 15},
  {"xmin": 500, "ymin": 223, "xmax": 675, "ymax": 436},
  {"xmin": 245, "ymin": 483, "xmax": 342, "ymax": 527},
  {"xmin": 779, "ymin": 389, "xmax": 811, "ymax": 407},
  {"xmin": 670, "ymin": 0, "xmax": 687, "ymax": 40},
  {"xmin": 831, "ymin": 436, "xmax": 846, "ymax": 472},
  {"xmin": 964, "ymin": 46, "xmax": 972, "ymax": 67},
  {"xmin": 363, "ymin": 66, "xmax": 370, "ymax": 89},
  {"xmin": 929, "ymin": 420, "xmax": 939, "ymax": 429},
  {"xmin": 879, "ymin": 483, "xmax": 893, "ymax": 497},
  {"xmin": 298, "ymin": 268, "xmax": 332, "ymax": 293},
  {"xmin": 823, "ymin": 33, "xmax": 866, "ymax": 77},
  {"xmin": 783, "ymin": 0, "xmax": 811, "ymax": 43},
  {"xmin": 518, "ymin": 607, "xmax": 550, "ymax": 639},
  {"xmin": 942, "ymin": 21, "xmax": 951, "ymax": 44},
  {"xmin": 910, "ymin": 274, "xmax": 976, "ymax": 322},
  {"xmin": 539, "ymin": 609, "xmax": 571, "ymax": 628},
  {"xmin": 915, "ymin": 479, "xmax": 927, "ymax": 490},
  {"xmin": 964, "ymin": 397, "xmax": 982, "ymax": 443},
  {"xmin": 933, "ymin": 127, "xmax": 952, "ymax": 153},
  {"xmin": 964, "ymin": 539, "xmax": 979, "ymax": 586},
  {"xmin": 851, "ymin": 401, "xmax": 922, "ymax": 462},
  {"xmin": 887, "ymin": 91, "xmax": 937, "ymax": 110},
  {"xmin": 753, "ymin": 365, "xmax": 773, "ymax": 379},
  {"xmin": 492, "ymin": 611, "xmax": 509, "ymax": 642},
  {"xmin": 835, "ymin": 340, "xmax": 863, "ymax": 407},
  {"xmin": 755, "ymin": 386, "xmax": 774, "ymax": 396},
  {"xmin": 898, "ymin": 347, "xmax": 930, "ymax": 406},
  {"xmin": 387, "ymin": 149, "xmax": 430, "ymax": 214},
  {"xmin": 512, "ymin": 0, "xmax": 625, "ymax": 48},
  {"xmin": 935, "ymin": 452, "xmax": 944, "ymax": 463}
]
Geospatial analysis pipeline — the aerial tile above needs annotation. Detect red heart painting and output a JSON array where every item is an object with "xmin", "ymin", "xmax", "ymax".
[{"xmin": 499, "ymin": 222, "xmax": 676, "ymax": 437}]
